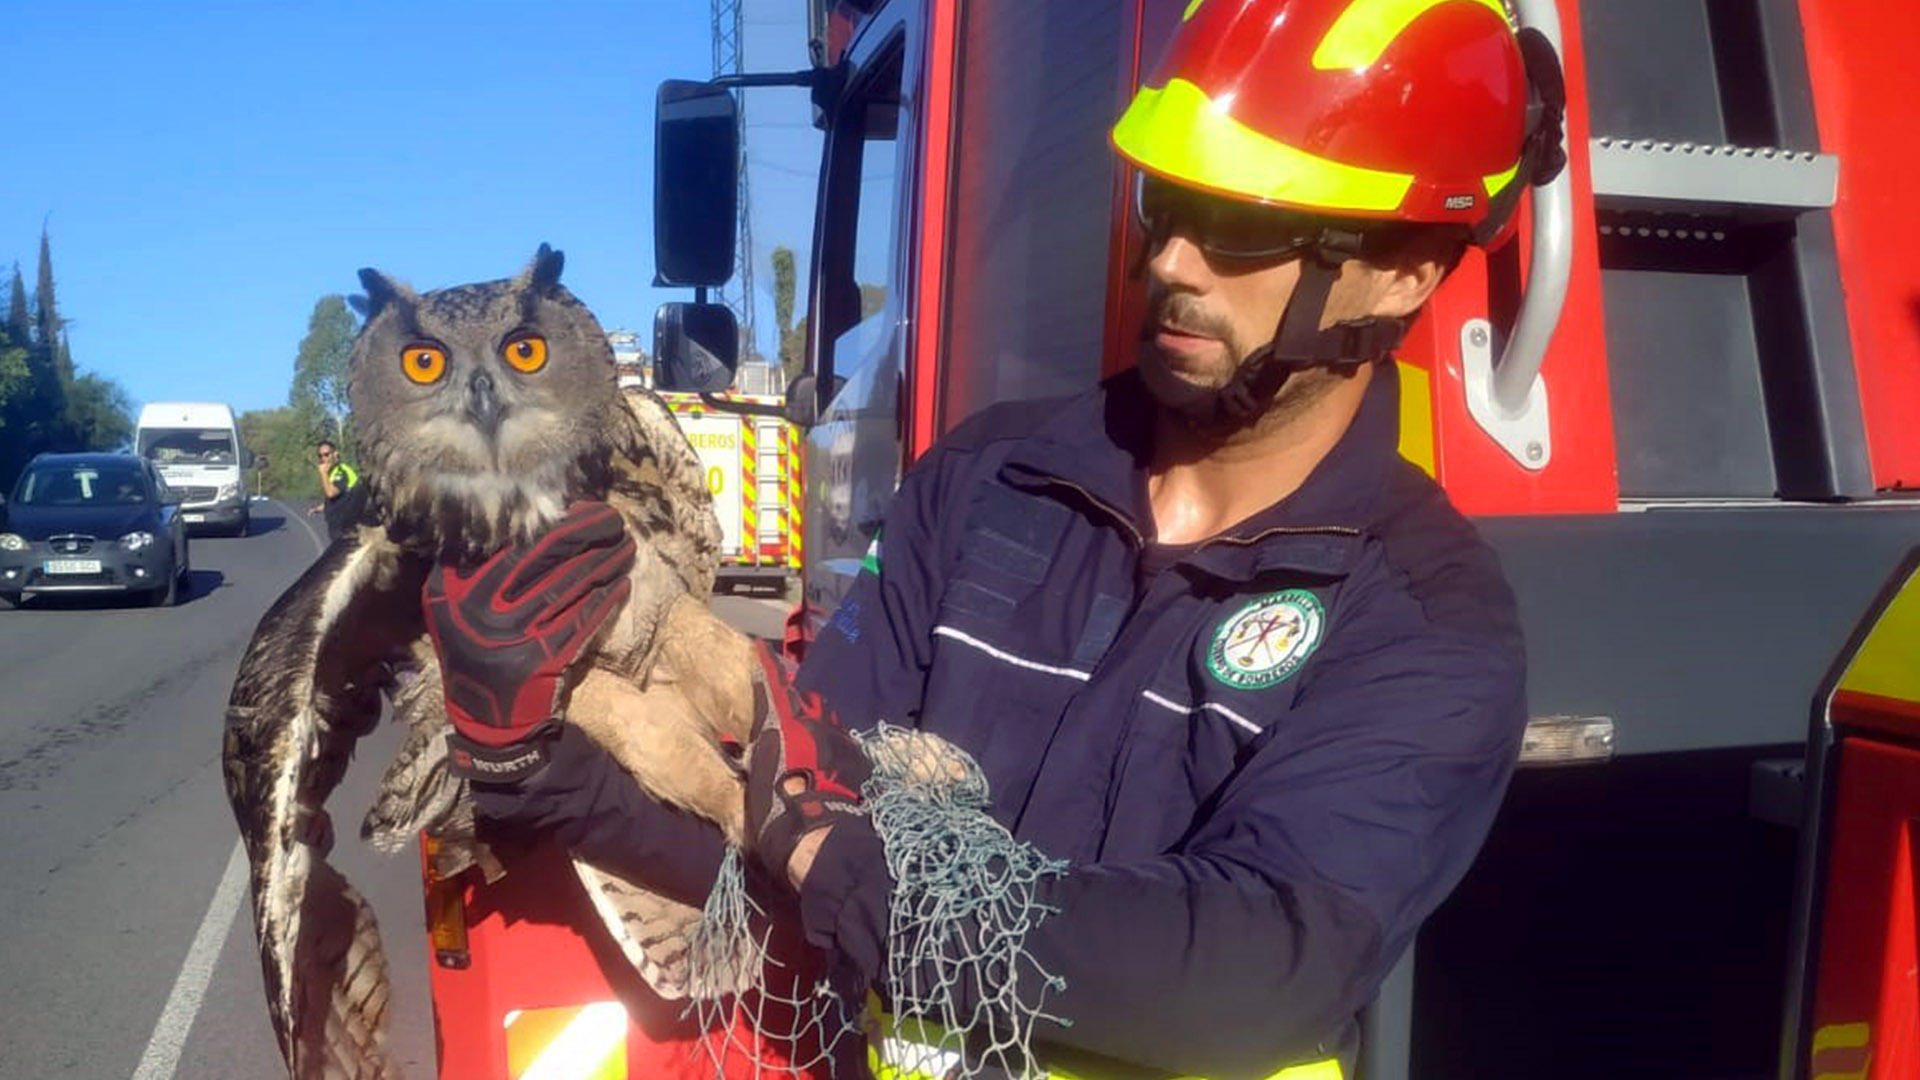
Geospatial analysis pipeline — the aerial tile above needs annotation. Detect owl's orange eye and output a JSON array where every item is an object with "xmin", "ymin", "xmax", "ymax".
[
  {"xmin": 401, "ymin": 344, "xmax": 447, "ymax": 384},
  {"xmin": 502, "ymin": 335, "xmax": 548, "ymax": 374}
]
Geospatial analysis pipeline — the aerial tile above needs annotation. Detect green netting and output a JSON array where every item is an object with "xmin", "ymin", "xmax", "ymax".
[{"xmin": 685, "ymin": 725, "xmax": 1069, "ymax": 1079}]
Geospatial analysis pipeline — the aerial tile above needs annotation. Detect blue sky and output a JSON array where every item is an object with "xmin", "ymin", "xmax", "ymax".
[{"xmin": 2, "ymin": 0, "xmax": 821, "ymax": 416}]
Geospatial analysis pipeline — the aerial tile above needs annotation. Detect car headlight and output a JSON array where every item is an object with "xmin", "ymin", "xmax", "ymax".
[
  {"xmin": 0, "ymin": 534, "xmax": 24, "ymax": 552},
  {"xmin": 121, "ymin": 531, "xmax": 156, "ymax": 551},
  {"xmin": 217, "ymin": 482, "xmax": 238, "ymax": 500}
]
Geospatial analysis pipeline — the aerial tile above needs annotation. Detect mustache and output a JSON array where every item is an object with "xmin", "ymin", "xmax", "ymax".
[{"xmin": 1141, "ymin": 293, "xmax": 1232, "ymax": 341}]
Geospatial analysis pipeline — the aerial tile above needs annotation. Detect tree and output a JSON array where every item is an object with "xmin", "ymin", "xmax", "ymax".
[
  {"xmin": 772, "ymin": 246, "xmax": 806, "ymax": 383},
  {"xmin": 5, "ymin": 263, "xmax": 27, "ymax": 345},
  {"xmin": 21, "ymin": 228, "xmax": 71, "ymax": 451},
  {"xmin": 54, "ymin": 338, "xmax": 76, "ymax": 389},
  {"xmin": 34, "ymin": 228, "xmax": 76, "ymax": 389},
  {"xmin": 289, "ymin": 295, "xmax": 359, "ymax": 458},
  {"xmin": 0, "ymin": 325, "xmax": 29, "ymax": 427},
  {"xmin": 34, "ymin": 227, "xmax": 61, "ymax": 355},
  {"xmin": 64, "ymin": 373, "xmax": 134, "ymax": 451},
  {"xmin": 240, "ymin": 406, "xmax": 326, "ymax": 499},
  {"xmin": 772, "ymin": 247, "xmax": 796, "ymax": 334}
]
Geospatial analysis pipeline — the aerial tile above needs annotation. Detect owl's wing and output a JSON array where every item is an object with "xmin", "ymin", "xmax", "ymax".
[
  {"xmin": 611, "ymin": 384, "xmax": 723, "ymax": 599},
  {"xmin": 222, "ymin": 526, "xmax": 427, "ymax": 1080}
]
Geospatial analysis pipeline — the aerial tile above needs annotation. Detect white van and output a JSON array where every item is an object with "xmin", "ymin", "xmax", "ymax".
[{"xmin": 135, "ymin": 402, "xmax": 250, "ymax": 536}]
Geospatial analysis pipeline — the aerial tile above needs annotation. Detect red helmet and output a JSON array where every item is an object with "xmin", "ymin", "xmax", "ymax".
[{"xmin": 1113, "ymin": 0, "xmax": 1535, "ymax": 235}]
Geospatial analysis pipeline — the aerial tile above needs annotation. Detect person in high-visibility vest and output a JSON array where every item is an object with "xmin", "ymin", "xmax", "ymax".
[
  {"xmin": 420, "ymin": 2, "xmax": 1567, "ymax": 1077},
  {"xmin": 307, "ymin": 439, "xmax": 363, "ymax": 542}
]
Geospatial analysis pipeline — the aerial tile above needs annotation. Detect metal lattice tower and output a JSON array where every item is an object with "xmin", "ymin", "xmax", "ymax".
[{"xmin": 712, "ymin": 0, "xmax": 757, "ymax": 364}]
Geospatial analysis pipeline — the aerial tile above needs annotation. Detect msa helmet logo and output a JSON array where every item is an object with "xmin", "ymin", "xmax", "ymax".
[{"xmin": 1445, "ymin": 194, "xmax": 1477, "ymax": 211}]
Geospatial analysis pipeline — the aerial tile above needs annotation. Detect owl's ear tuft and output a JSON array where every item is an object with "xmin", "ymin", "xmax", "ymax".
[
  {"xmin": 520, "ymin": 243, "xmax": 565, "ymax": 294},
  {"xmin": 355, "ymin": 268, "xmax": 414, "ymax": 321}
]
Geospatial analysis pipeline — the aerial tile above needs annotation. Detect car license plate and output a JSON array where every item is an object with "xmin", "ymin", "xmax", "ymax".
[
  {"xmin": 45, "ymin": 559, "xmax": 102, "ymax": 575},
  {"xmin": 183, "ymin": 513, "xmax": 205, "ymax": 523}
]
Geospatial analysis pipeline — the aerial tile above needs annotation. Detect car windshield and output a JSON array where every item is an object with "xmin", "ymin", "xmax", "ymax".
[
  {"xmin": 15, "ymin": 465, "xmax": 149, "ymax": 506},
  {"xmin": 140, "ymin": 428, "xmax": 234, "ymax": 465}
]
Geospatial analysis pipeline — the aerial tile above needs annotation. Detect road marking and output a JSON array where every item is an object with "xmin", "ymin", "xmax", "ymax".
[
  {"xmin": 130, "ymin": 840, "xmax": 249, "ymax": 1080},
  {"xmin": 281, "ymin": 500, "xmax": 327, "ymax": 556}
]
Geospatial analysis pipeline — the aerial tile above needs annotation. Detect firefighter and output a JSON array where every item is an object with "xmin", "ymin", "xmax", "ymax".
[{"xmin": 421, "ymin": 1, "xmax": 1567, "ymax": 1076}]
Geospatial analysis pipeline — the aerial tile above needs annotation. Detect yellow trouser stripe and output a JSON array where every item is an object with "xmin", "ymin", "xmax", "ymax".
[{"xmin": 869, "ymin": 1019, "xmax": 1343, "ymax": 1080}]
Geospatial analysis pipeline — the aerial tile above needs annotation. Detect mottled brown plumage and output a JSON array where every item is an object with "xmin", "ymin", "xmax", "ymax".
[{"xmin": 222, "ymin": 246, "xmax": 758, "ymax": 1079}]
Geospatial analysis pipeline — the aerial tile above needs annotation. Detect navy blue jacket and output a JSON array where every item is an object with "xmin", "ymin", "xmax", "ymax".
[{"xmin": 793, "ymin": 364, "xmax": 1529, "ymax": 1077}]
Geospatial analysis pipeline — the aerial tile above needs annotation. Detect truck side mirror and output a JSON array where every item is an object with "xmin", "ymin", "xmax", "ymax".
[
  {"xmin": 244, "ymin": 449, "xmax": 256, "ymax": 469},
  {"xmin": 654, "ymin": 80, "xmax": 739, "ymax": 288},
  {"xmin": 653, "ymin": 302, "xmax": 740, "ymax": 394}
]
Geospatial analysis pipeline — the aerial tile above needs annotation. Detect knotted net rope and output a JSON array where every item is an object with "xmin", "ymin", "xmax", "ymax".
[{"xmin": 687, "ymin": 724, "xmax": 1070, "ymax": 1078}]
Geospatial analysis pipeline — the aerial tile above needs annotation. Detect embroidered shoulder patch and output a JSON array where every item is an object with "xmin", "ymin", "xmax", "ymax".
[{"xmin": 1206, "ymin": 589, "xmax": 1326, "ymax": 690}]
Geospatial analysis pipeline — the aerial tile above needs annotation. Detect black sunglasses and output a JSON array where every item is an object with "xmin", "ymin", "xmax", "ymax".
[{"xmin": 1133, "ymin": 174, "xmax": 1401, "ymax": 261}]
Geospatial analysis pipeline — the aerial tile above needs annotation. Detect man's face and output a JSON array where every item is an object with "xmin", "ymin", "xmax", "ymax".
[
  {"xmin": 1134, "ymin": 180, "xmax": 1441, "ymax": 419},
  {"xmin": 318, "ymin": 446, "xmax": 336, "ymax": 466},
  {"xmin": 1139, "ymin": 236, "xmax": 1304, "ymax": 397}
]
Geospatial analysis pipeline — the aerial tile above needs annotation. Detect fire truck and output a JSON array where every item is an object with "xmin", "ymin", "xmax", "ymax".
[
  {"xmin": 658, "ymin": 392, "xmax": 803, "ymax": 594},
  {"xmin": 418, "ymin": 1, "xmax": 1920, "ymax": 1078}
]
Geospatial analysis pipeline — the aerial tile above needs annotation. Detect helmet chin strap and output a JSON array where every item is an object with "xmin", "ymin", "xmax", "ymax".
[{"xmin": 1157, "ymin": 251, "xmax": 1408, "ymax": 430}]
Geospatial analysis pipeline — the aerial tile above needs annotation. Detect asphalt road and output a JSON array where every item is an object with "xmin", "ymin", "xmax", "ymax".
[{"xmin": 0, "ymin": 501, "xmax": 792, "ymax": 1079}]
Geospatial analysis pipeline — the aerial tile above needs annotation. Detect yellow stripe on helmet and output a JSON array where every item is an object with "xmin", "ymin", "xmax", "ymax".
[
  {"xmin": 1313, "ymin": 0, "xmax": 1512, "ymax": 71},
  {"xmin": 1113, "ymin": 77, "xmax": 1416, "ymax": 212},
  {"xmin": 1183, "ymin": 0, "xmax": 1206, "ymax": 20},
  {"xmin": 1483, "ymin": 160, "xmax": 1521, "ymax": 198}
]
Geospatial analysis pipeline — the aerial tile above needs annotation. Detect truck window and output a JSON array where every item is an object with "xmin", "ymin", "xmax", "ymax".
[
  {"xmin": 821, "ymin": 46, "xmax": 903, "ymax": 378},
  {"xmin": 935, "ymin": 1, "xmax": 1128, "ymax": 430}
]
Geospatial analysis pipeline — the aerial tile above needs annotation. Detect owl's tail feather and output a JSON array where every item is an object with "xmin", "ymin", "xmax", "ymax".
[{"xmin": 294, "ymin": 860, "xmax": 399, "ymax": 1080}]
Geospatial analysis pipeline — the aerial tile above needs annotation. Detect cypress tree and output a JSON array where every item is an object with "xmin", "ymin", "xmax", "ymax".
[
  {"xmin": 35, "ymin": 229, "xmax": 77, "ymax": 388},
  {"xmin": 34, "ymin": 227, "xmax": 62, "ymax": 355},
  {"xmin": 28, "ymin": 228, "xmax": 72, "ymax": 448},
  {"xmin": 5, "ymin": 263, "xmax": 27, "ymax": 345}
]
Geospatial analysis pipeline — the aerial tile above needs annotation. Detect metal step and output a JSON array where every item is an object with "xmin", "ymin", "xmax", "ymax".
[
  {"xmin": 1589, "ymin": 137, "xmax": 1838, "ymax": 216},
  {"xmin": 1518, "ymin": 714, "xmax": 1615, "ymax": 766}
]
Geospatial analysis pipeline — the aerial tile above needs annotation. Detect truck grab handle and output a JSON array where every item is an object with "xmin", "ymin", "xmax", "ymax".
[{"xmin": 1495, "ymin": 0, "xmax": 1573, "ymax": 418}]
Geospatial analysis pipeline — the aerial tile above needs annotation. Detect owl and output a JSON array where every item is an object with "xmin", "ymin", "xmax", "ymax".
[{"xmin": 222, "ymin": 246, "xmax": 762, "ymax": 1080}]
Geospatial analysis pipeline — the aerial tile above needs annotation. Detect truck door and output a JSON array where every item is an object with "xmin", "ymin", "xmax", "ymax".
[{"xmin": 802, "ymin": 12, "xmax": 912, "ymax": 623}]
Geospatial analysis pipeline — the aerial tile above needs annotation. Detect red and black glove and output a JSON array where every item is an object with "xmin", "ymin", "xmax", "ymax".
[
  {"xmin": 423, "ymin": 501, "xmax": 636, "ymax": 783},
  {"xmin": 745, "ymin": 642, "xmax": 874, "ymax": 886}
]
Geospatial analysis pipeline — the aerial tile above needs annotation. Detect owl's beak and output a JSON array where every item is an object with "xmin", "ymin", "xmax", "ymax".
[{"xmin": 467, "ymin": 370, "xmax": 503, "ymax": 438}]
